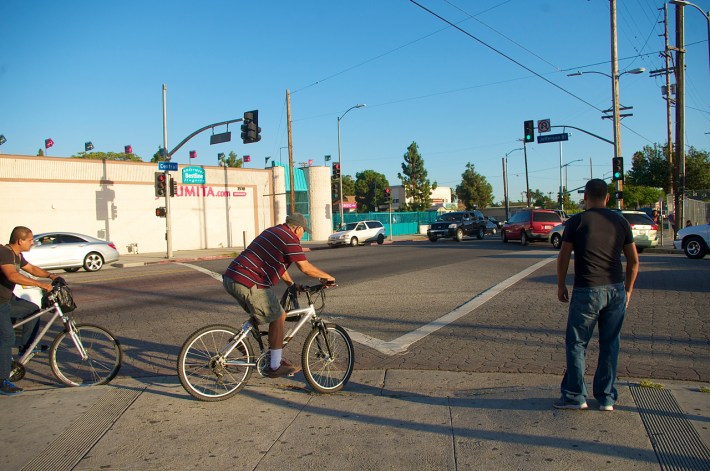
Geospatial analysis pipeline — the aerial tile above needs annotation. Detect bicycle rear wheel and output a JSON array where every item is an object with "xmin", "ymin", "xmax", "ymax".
[
  {"xmin": 301, "ymin": 323, "xmax": 354, "ymax": 393},
  {"xmin": 50, "ymin": 324, "xmax": 122, "ymax": 386},
  {"xmin": 177, "ymin": 324, "xmax": 253, "ymax": 402}
]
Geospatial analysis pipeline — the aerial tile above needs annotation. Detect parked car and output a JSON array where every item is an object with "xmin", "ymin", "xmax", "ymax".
[
  {"xmin": 553, "ymin": 209, "xmax": 569, "ymax": 221},
  {"xmin": 501, "ymin": 209, "xmax": 563, "ymax": 246},
  {"xmin": 619, "ymin": 210, "xmax": 658, "ymax": 253},
  {"xmin": 328, "ymin": 220, "xmax": 386, "ymax": 247},
  {"xmin": 24, "ymin": 232, "xmax": 120, "ymax": 272},
  {"xmin": 674, "ymin": 223, "xmax": 710, "ymax": 259},
  {"xmin": 548, "ymin": 221, "xmax": 567, "ymax": 249},
  {"xmin": 427, "ymin": 210, "xmax": 486, "ymax": 242}
]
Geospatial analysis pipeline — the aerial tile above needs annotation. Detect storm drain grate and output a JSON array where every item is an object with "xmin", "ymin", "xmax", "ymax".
[
  {"xmin": 630, "ymin": 385, "xmax": 710, "ymax": 470},
  {"xmin": 21, "ymin": 387, "xmax": 143, "ymax": 471}
]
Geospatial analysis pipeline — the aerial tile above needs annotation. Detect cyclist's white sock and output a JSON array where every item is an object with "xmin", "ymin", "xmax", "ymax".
[{"xmin": 270, "ymin": 349, "xmax": 282, "ymax": 370}]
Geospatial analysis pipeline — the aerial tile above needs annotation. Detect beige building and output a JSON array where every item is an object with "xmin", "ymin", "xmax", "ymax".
[
  {"xmin": 390, "ymin": 185, "xmax": 452, "ymax": 211},
  {"xmin": 0, "ymin": 154, "xmax": 333, "ymax": 254}
]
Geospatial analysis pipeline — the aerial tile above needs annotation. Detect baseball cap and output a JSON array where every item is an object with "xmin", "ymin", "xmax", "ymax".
[{"xmin": 285, "ymin": 213, "xmax": 311, "ymax": 233}]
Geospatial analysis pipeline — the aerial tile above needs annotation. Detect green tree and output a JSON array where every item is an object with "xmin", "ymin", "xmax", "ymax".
[
  {"xmin": 685, "ymin": 147, "xmax": 710, "ymax": 191},
  {"xmin": 627, "ymin": 145, "xmax": 670, "ymax": 191},
  {"xmin": 332, "ymin": 174, "xmax": 355, "ymax": 204},
  {"xmin": 72, "ymin": 151, "xmax": 142, "ymax": 162},
  {"xmin": 151, "ymin": 147, "xmax": 167, "ymax": 163},
  {"xmin": 454, "ymin": 162, "xmax": 492, "ymax": 209},
  {"xmin": 397, "ymin": 141, "xmax": 436, "ymax": 211},
  {"xmin": 220, "ymin": 151, "xmax": 244, "ymax": 168},
  {"xmin": 354, "ymin": 170, "xmax": 389, "ymax": 212},
  {"xmin": 37, "ymin": 148, "xmax": 44, "ymax": 156}
]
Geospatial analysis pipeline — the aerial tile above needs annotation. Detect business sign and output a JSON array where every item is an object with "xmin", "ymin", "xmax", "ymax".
[
  {"xmin": 537, "ymin": 133, "xmax": 569, "ymax": 144},
  {"xmin": 159, "ymin": 161, "xmax": 178, "ymax": 171},
  {"xmin": 182, "ymin": 166, "xmax": 206, "ymax": 184}
]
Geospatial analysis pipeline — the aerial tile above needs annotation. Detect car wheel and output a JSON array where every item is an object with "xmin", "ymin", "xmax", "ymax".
[
  {"xmin": 376, "ymin": 234, "xmax": 385, "ymax": 245},
  {"xmin": 684, "ymin": 236, "xmax": 707, "ymax": 259},
  {"xmin": 349, "ymin": 237, "xmax": 359, "ymax": 247},
  {"xmin": 83, "ymin": 252, "xmax": 105, "ymax": 272},
  {"xmin": 521, "ymin": 232, "xmax": 529, "ymax": 246},
  {"xmin": 63, "ymin": 267, "xmax": 80, "ymax": 273},
  {"xmin": 476, "ymin": 227, "xmax": 484, "ymax": 240},
  {"xmin": 551, "ymin": 233, "xmax": 562, "ymax": 250},
  {"xmin": 501, "ymin": 231, "xmax": 508, "ymax": 243},
  {"xmin": 428, "ymin": 236, "xmax": 438, "ymax": 243},
  {"xmin": 455, "ymin": 228, "xmax": 464, "ymax": 242}
]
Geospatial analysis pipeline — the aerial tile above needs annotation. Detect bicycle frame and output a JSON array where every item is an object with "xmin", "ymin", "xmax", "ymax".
[{"xmin": 12, "ymin": 299, "xmax": 87, "ymax": 365}]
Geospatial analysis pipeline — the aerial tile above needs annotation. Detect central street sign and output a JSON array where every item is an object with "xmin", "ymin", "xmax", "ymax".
[
  {"xmin": 537, "ymin": 133, "xmax": 569, "ymax": 144},
  {"xmin": 159, "ymin": 162, "xmax": 178, "ymax": 171}
]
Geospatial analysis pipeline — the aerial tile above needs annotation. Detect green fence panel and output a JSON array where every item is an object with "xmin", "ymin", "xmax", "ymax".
[{"xmin": 333, "ymin": 211, "xmax": 439, "ymax": 237}]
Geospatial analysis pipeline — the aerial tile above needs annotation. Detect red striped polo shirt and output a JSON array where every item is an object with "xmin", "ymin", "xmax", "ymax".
[{"xmin": 224, "ymin": 224, "xmax": 307, "ymax": 289}]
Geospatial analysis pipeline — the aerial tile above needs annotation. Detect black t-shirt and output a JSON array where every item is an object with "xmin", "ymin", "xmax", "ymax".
[
  {"xmin": 0, "ymin": 244, "xmax": 28, "ymax": 302},
  {"xmin": 562, "ymin": 208, "xmax": 634, "ymax": 288}
]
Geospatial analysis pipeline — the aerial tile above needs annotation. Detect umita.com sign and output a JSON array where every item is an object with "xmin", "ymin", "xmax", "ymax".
[{"xmin": 173, "ymin": 185, "xmax": 247, "ymax": 198}]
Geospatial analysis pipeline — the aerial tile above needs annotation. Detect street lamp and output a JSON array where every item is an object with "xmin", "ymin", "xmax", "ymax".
[
  {"xmin": 567, "ymin": 66, "xmax": 645, "ymax": 209},
  {"xmin": 560, "ymin": 159, "xmax": 583, "ymax": 210},
  {"xmin": 503, "ymin": 147, "xmax": 523, "ymax": 221},
  {"xmin": 670, "ymin": 0, "xmax": 710, "ymax": 77},
  {"xmin": 336, "ymin": 103, "xmax": 365, "ymax": 228}
]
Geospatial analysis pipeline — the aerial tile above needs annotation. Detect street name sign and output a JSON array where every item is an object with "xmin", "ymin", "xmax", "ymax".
[
  {"xmin": 158, "ymin": 162, "xmax": 178, "ymax": 171},
  {"xmin": 537, "ymin": 133, "xmax": 569, "ymax": 144}
]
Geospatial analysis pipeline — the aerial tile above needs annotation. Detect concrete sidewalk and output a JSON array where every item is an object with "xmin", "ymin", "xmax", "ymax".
[{"xmin": 3, "ymin": 370, "xmax": 709, "ymax": 470}]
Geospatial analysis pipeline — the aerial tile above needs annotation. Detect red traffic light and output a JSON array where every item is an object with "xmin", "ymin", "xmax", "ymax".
[{"xmin": 155, "ymin": 207, "xmax": 167, "ymax": 217}]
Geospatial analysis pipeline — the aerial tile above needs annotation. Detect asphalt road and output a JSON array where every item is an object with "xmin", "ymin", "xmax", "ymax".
[{"xmin": 18, "ymin": 238, "xmax": 710, "ymax": 387}]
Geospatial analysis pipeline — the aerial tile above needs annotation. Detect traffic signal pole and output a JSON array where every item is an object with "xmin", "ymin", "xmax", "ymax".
[{"xmin": 523, "ymin": 141, "xmax": 531, "ymax": 207}]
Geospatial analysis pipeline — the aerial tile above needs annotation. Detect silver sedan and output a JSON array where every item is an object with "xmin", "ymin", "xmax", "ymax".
[{"xmin": 24, "ymin": 232, "xmax": 120, "ymax": 272}]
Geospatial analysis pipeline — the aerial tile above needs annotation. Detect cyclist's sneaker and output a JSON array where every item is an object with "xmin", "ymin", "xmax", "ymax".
[
  {"xmin": 553, "ymin": 398, "xmax": 588, "ymax": 410},
  {"xmin": 599, "ymin": 404, "xmax": 614, "ymax": 411},
  {"xmin": 267, "ymin": 359, "xmax": 301, "ymax": 378},
  {"xmin": 19, "ymin": 344, "xmax": 49, "ymax": 355},
  {"xmin": 0, "ymin": 379, "xmax": 23, "ymax": 396}
]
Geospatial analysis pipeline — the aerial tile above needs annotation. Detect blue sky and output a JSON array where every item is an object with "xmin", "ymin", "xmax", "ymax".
[{"xmin": 2, "ymin": 0, "xmax": 708, "ymax": 203}]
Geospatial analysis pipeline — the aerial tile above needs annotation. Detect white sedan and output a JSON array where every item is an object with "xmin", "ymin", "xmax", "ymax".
[
  {"xmin": 24, "ymin": 232, "xmax": 120, "ymax": 272},
  {"xmin": 674, "ymin": 223, "xmax": 710, "ymax": 259}
]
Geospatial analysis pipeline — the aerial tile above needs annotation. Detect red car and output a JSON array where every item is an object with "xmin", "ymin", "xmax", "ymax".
[{"xmin": 501, "ymin": 209, "xmax": 563, "ymax": 246}]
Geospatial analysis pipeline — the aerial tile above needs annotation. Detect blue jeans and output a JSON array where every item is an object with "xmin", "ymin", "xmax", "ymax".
[
  {"xmin": 0, "ymin": 296, "xmax": 40, "ymax": 380},
  {"xmin": 560, "ymin": 283, "xmax": 626, "ymax": 407}
]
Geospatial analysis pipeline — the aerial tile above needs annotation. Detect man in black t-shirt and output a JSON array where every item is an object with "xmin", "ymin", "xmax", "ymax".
[
  {"xmin": 554, "ymin": 179, "xmax": 639, "ymax": 411},
  {"xmin": 0, "ymin": 226, "xmax": 58, "ymax": 395}
]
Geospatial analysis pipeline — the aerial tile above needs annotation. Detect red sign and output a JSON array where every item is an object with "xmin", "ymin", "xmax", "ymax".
[
  {"xmin": 125, "ymin": 145, "xmax": 133, "ymax": 154},
  {"xmin": 244, "ymin": 155, "xmax": 251, "ymax": 162},
  {"xmin": 45, "ymin": 138, "xmax": 54, "ymax": 149},
  {"xmin": 189, "ymin": 150, "xmax": 197, "ymax": 159}
]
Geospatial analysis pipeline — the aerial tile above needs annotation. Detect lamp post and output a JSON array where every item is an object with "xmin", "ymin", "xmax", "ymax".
[
  {"xmin": 670, "ymin": 0, "xmax": 710, "ymax": 77},
  {"xmin": 504, "ymin": 147, "xmax": 523, "ymax": 221},
  {"xmin": 567, "ymin": 66, "xmax": 645, "ymax": 209},
  {"xmin": 561, "ymin": 159, "xmax": 583, "ymax": 210},
  {"xmin": 336, "ymin": 104, "xmax": 365, "ymax": 228}
]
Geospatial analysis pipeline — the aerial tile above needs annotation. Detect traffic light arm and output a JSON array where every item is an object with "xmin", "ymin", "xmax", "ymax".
[
  {"xmin": 167, "ymin": 118, "xmax": 244, "ymax": 159},
  {"xmin": 548, "ymin": 125, "xmax": 614, "ymax": 146}
]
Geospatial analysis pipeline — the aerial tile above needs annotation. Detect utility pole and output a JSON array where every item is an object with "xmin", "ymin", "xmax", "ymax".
[
  {"xmin": 502, "ymin": 157, "xmax": 509, "ymax": 222},
  {"xmin": 664, "ymin": 4, "xmax": 675, "ymax": 199},
  {"xmin": 611, "ymin": 0, "xmax": 624, "ymax": 209},
  {"xmin": 162, "ymin": 84, "xmax": 173, "ymax": 258},
  {"xmin": 286, "ymin": 89, "xmax": 296, "ymax": 214},
  {"xmin": 675, "ymin": 3, "xmax": 686, "ymax": 231}
]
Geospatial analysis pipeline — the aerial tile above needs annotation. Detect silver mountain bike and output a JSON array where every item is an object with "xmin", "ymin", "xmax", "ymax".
[{"xmin": 177, "ymin": 282, "xmax": 354, "ymax": 402}]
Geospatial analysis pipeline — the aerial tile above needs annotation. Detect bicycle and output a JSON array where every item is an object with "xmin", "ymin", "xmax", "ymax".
[
  {"xmin": 177, "ymin": 282, "xmax": 355, "ymax": 402},
  {"xmin": 10, "ymin": 278, "xmax": 122, "ymax": 387}
]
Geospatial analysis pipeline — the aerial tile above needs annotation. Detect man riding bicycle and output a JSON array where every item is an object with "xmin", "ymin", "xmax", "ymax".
[{"xmin": 222, "ymin": 213, "xmax": 335, "ymax": 378}]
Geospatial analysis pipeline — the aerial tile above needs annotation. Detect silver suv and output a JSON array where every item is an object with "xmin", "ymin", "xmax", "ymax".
[{"xmin": 328, "ymin": 220, "xmax": 386, "ymax": 247}]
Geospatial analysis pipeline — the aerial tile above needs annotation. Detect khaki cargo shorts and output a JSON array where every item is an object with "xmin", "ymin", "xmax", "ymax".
[{"xmin": 222, "ymin": 276, "xmax": 284, "ymax": 325}]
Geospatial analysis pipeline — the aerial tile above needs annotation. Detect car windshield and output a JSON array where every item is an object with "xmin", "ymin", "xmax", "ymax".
[
  {"xmin": 437, "ymin": 213, "xmax": 464, "ymax": 222},
  {"xmin": 343, "ymin": 223, "xmax": 359, "ymax": 230},
  {"xmin": 532, "ymin": 212, "xmax": 562, "ymax": 223},
  {"xmin": 624, "ymin": 214, "xmax": 654, "ymax": 226}
]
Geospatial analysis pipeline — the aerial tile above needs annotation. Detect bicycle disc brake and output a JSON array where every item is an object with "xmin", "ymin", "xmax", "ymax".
[{"xmin": 10, "ymin": 360, "xmax": 25, "ymax": 382}]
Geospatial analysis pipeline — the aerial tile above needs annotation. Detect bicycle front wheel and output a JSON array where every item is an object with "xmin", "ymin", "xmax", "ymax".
[
  {"xmin": 50, "ymin": 324, "xmax": 122, "ymax": 387},
  {"xmin": 302, "ymin": 324, "xmax": 354, "ymax": 393},
  {"xmin": 177, "ymin": 325, "xmax": 254, "ymax": 402}
]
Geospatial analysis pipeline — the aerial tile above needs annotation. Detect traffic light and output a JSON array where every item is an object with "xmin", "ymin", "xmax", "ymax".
[
  {"xmin": 155, "ymin": 207, "xmax": 167, "ymax": 218},
  {"xmin": 332, "ymin": 163, "xmax": 341, "ymax": 179},
  {"xmin": 111, "ymin": 204, "xmax": 117, "ymax": 220},
  {"xmin": 523, "ymin": 120, "xmax": 535, "ymax": 143},
  {"xmin": 241, "ymin": 110, "xmax": 261, "ymax": 144},
  {"xmin": 154, "ymin": 172, "xmax": 167, "ymax": 197},
  {"xmin": 170, "ymin": 177, "xmax": 177, "ymax": 197},
  {"xmin": 612, "ymin": 157, "xmax": 624, "ymax": 182},
  {"xmin": 384, "ymin": 188, "xmax": 391, "ymax": 203}
]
